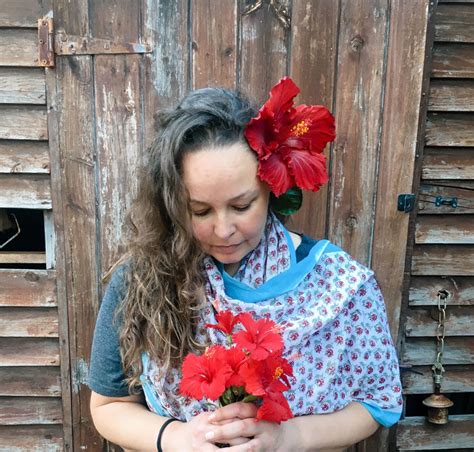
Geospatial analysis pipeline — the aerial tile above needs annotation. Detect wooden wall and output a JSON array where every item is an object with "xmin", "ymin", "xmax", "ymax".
[
  {"xmin": 0, "ymin": 0, "xmax": 68, "ymax": 450},
  {"xmin": 397, "ymin": 0, "xmax": 474, "ymax": 450}
]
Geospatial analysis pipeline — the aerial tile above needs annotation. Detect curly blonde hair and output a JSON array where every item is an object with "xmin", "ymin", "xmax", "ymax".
[{"xmin": 107, "ymin": 88, "xmax": 257, "ymax": 391}]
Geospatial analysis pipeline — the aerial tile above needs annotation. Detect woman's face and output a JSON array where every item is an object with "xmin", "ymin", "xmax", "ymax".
[{"xmin": 182, "ymin": 142, "xmax": 270, "ymax": 275}]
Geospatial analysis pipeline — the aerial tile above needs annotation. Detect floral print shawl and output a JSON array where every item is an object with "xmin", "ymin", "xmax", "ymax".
[{"xmin": 140, "ymin": 213, "xmax": 403, "ymax": 425}]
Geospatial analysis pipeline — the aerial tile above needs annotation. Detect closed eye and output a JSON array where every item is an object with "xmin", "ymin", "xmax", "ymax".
[
  {"xmin": 192, "ymin": 209, "xmax": 210, "ymax": 217},
  {"xmin": 233, "ymin": 204, "xmax": 251, "ymax": 212}
]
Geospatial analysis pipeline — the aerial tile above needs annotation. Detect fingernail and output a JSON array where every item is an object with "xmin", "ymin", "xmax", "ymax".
[
  {"xmin": 209, "ymin": 413, "xmax": 216, "ymax": 420},
  {"xmin": 205, "ymin": 431, "xmax": 214, "ymax": 440}
]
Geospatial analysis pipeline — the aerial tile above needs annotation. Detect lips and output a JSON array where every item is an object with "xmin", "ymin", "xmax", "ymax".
[{"xmin": 212, "ymin": 243, "xmax": 241, "ymax": 254}]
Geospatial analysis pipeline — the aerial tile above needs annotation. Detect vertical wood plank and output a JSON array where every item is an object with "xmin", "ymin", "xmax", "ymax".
[
  {"xmin": 368, "ymin": 3, "xmax": 434, "ymax": 452},
  {"xmin": 329, "ymin": 0, "xmax": 389, "ymax": 265},
  {"xmin": 90, "ymin": 3, "xmax": 143, "ymax": 451},
  {"xmin": 289, "ymin": 0, "xmax": 340, "ymax": 240},
  {"xmin": 53, "ymin": 1, "xmax": 99, "ymax": 449},
  {"xmin": 55, "ymin": 55, "xmax": 100, "ymax": 451},
  {"xmin": 94, "ymin": 55, "xmax": 142, "ymax": 273},
  {"xmin": 142, "ymin": 0, "xmax": 190, "ymax": 147},
  {"xmin": 43, "ymin": 77, "xmax": 69, "ymax": 452},
  {"xmin": 192, "ymin": 0, "xmax": 237, "ymax": 89},
  {"xmin": 90, "ymin": 0, "xmax": 143, "ymax": 279},
  {"xmin": 240, "ymin": 1, "xmax": 290, "ymax": 104},
  {"xmin": 373, "ymin": 1, "xmax": 432, "ymax": 339},
  {"xmin": 43, "ymin": 210, "xmax": 55, "ymax": 269},
  {"xmin": 89, "ymin": 0, "xmax": 140, "ymax": 42}
]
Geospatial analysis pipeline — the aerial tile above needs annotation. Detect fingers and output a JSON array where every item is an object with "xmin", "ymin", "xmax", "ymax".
[
  {"xmin": 206, "ymin": 417, "xmax": 258, "ymax": 443},
  {"xmin": 210, "ymin": 402, "xmax": 258, "ymax": 423},
  {"xmin": 225, "ymin": 437, "xmax": 252, "ymax": 446},
  {"xmin": 223, "ymin": 437, "xmax": 261, "ymax": 452}
]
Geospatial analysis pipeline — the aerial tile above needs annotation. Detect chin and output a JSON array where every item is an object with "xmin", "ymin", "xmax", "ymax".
[{"xmin": 212, "ymin": 252, "xmax": 242, "ymax": 264}]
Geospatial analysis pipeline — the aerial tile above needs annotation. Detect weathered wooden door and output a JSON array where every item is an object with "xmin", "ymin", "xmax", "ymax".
[{"xmin": 0, "ymin": 0, "xmax": 445, "ymax": 450}]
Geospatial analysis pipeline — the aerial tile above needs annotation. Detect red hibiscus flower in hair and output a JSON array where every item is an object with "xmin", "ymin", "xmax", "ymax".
[
  {"xmin": 244, "ymin": 76, "xmax": 336, "ymax": 197},
  {"xmin": 232, "ymin": 312, "xmax": 283, "ymax": 360},
  {"xmin": 180, "ymin": 347, "xmax": 233, "ymax": 401}
]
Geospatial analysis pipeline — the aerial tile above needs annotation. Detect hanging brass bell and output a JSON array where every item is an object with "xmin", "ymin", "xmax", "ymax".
[{"xmin": 422, "ymin": 393, "xmax": 454, "ymax": 424}]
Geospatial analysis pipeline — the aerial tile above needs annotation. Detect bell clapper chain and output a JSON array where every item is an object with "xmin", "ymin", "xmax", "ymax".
[{"xmin": 422, "ymin": 290, "xmax": 454, "ymax": 424}]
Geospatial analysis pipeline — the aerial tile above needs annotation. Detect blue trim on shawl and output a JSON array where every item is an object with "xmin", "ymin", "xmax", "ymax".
[
  {"xmin": 217, "ymin": 225, "xmax": 342, "ymax": 303},
  {"xmin": 140, "ymin": 353, "xmax": 167, "ymax": 416},
  {"xmin": 360, "ymin": 401, "xmax": 402, "ymax": 427},
  {"xmin": 282, "ymin": 225, "xmax": 297, "ymax": 265}
]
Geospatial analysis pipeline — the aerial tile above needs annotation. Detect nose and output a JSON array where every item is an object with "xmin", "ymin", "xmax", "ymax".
[{"xmin": 213, "ymin": 213, "xmax": 236, "ymax": 240}]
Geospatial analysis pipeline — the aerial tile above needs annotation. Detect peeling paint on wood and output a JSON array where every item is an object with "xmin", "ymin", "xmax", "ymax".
[
  {"xmin": 0, "ymin": 337, "xmax": 59, "ymax": 366},
  {"xmin": 409, "ymin": 276, "xmax": 474, "ymax": 306},
  {"xmin": 0, "ymin": 366, "xmax": 61, "ymax": 396},
  {"xmin": 0, "ymin": 106, "xmax": 48, "ymax": 141},
  {"xmin": 411, "ymin": 245, "xmax": 474, "ymax": 276},
  {"xmin": 0, "ymin": 174, "xmax": 51, "ymax": 208},
  {"xmin": 415, "ymin": 215, "xmax": 474, "ymax": 244},
  {"xmin": 0, "ymin": 141, "xmax": 50, "ymax": 174},
  {"xmin": 0, "ymin": 425, "xmax": 63, "ymax": 450},
  {"xmin": 0, "ymin": 29, "xmax": 37, "ymax": 66},
  {"xmin": 0, "ymin": 68, "xmax": 45, "ymax": 104},
  {"xmin": 397, "ymin": 415, "xmax": 474, "ymax": 450}
]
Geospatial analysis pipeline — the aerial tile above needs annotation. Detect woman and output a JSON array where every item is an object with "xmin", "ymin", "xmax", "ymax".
[{"xmin": 88, "ymin": 77, "xmax": 403, "ymax": 451}]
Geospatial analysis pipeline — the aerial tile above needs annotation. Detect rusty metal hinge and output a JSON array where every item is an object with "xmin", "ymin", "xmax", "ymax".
[
  {"xmin": 55, "ymin": 31, "xmax": 152, "ymax": 56},
  {"xmin": 38, "ymin": 14, "xmax": 55, "ymax": 67},
  {"xmin": 37, "ymin": 14, "xmax": 152, "ymax": 65}
]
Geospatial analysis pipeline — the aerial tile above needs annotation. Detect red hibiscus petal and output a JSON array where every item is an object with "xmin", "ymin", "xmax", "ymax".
[
  {"xmin": 286, "ymin": 150, "xmax": 328, "ymax": 192},
  {"xmin": 257, "ymin": 392, "xmax": 293, "ymax": 423},
  {"xmin": 291, "ymin": 105, "xmax": 336, "ymax": 153},
  {"xmin": 179, "ymin": 375, "xmax": 205, "ymax": 400},
  {"xmin": 257, "ymin": 153, "xmax": 294, "ymax": 198},
  {"xmin": 265, "ymin": 77, "xmax": 300, "ymax": 121},
  {"xmin": 206, "ymin": 310, "xmax": 240, "ymax": 335},
  {"xmin": 239, "ymin": 360, "xmax": 267, "ymax": 397},
  {"xmin": 180, "ymin": 350, "xmax": 233, "ymax": 401},
  {"xmin": 221, "ymin": 347, "xmax": 247, "ymax": 388},
  {"xmin": 244, "ymin": 108, "xmax": 276, "ymax": 157},
  {"xmin": 201, "ymin": 376, "xmax": 227, "ymax": 401},
  {"xmin": 233, "ymin": 315, "xmax": 283, "ymax": 360}
]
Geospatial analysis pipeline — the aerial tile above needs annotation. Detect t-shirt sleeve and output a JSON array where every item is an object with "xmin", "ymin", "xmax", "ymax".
[{"xmin": 88, "ymin": 266, "xmax": 137, "ymax": 397}]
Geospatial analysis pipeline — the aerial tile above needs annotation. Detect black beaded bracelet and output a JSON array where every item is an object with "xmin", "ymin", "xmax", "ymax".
[{"xmin": 156, "ymin": 418, "xmax": 179, "ymax": 452}]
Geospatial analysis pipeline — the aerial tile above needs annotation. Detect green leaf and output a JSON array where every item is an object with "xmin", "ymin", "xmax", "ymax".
[
  {"xmin": 242, "ymin": 394, "xmax": 259, "ymax": 403},
  {"xmin": 269, "ymin": 187, "xmax": 303, "ymax": 216}
]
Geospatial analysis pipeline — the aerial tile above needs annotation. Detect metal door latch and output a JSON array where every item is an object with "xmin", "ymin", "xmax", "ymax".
[
  {"xmin": 435, "ymin": 196, "xmax": 457, "ymax": 208},
  {"xmin": 397, "ymin": 194, "xmax": 416, "ymax": 213}
]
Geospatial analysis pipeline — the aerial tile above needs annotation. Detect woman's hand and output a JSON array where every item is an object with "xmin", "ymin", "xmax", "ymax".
[
  {"xmin": 203, "ymin": 402, "xmax": 292, "ymax": 452},
  {"xmin": 174, "ymin": 406, "xmax": 254, "ymax": 451}
]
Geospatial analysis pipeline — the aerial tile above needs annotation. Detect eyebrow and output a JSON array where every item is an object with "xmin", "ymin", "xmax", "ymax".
[{"xmin": 189, "ymin": 189, "xmax": 259, "ymax": 205}]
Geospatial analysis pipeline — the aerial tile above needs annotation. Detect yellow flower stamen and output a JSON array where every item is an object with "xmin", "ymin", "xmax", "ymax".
[
  {"xmin": 274, "ymin": 366, "xmax": 284, "ymax": 379},
  {"xmin": 291, "ymin": 120, "xmax": 309, "ymax": 137}
]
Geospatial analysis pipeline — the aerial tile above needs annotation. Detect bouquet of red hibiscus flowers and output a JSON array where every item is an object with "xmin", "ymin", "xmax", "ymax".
[{"xmin": 179, "ymin": 310, "xmax": 294, "ymax": 423}]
